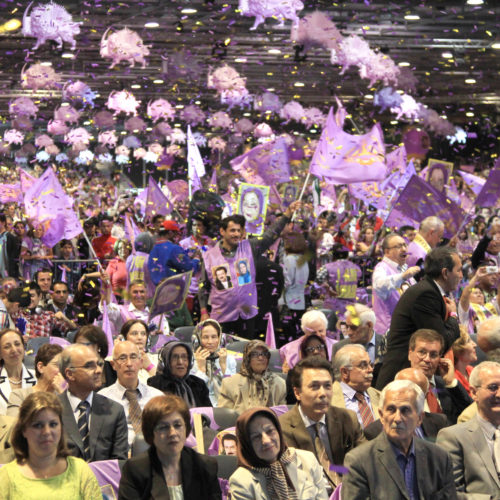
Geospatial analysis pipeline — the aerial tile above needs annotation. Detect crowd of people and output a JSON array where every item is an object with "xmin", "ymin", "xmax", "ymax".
[{"xmin": 0, "ymin": 164, "xmax": 499, "ymax": 499}]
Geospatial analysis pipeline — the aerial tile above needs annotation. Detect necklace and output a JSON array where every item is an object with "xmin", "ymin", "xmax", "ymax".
[{"xmin": 8, "ymin": 377, "xmax": 21, "ymax": 385}]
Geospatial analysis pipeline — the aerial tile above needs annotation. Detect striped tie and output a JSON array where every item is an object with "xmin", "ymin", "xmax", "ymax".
[
  {"xmin": 124, "ymin": 389, "xmax": 142, "ymax": 435},
  {"xmin": 314, "ymin": 423, "xmax": 340, "ymax": 488},
  {"xmin": 77, "ymin": 401, "xmax": 90, "ymax": 461},
  {"xmin": 354, "ymin": 391, "xmax": 375, "ymax": 428}
]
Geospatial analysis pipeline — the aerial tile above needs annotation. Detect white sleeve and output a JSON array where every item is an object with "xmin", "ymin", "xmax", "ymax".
[{"xmin": 372, "ymin": 266, "xmax": 405, "ymax": 300}]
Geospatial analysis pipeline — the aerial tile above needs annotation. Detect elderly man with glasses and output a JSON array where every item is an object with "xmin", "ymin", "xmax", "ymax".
[
  {"xmin": 58, "ymin": 344, "xmax": 128, "ymax": 461},
  {"xmin": 372, "ymin": 232, "xmax": 420, "ymax": 335}
]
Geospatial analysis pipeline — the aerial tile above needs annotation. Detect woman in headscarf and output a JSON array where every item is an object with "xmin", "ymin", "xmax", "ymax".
[
  {"xmin": 229, "ymin": 407, "xmax": 328, "ymax": 500},
  {"xmin": 191, "ymin": 319, "xmax": 237, "ymax": 406},
  {"xmin": 147, "ymin": 340, "xmax": 212, "ymax": 408},
  {"xmin": 217, "ymin": 340, "xmax": 286, "ymax": 413}
]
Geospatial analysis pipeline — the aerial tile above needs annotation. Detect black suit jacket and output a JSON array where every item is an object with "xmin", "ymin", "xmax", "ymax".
[
  {"xmin": 364, "ymin": 411, "xmax": 448, "ymax": 440},
  {"xmin": 118, "ymin": 446, "xmax": 221, "ymax": 500},
  {"xmin": 59, "ymin": 390, "xmax": 129, "ymax": 462},
  {"xmin": 376, "ymin": 276, "xmax": 460, "ymax": 389},
  {"xmin": 434, "ymin": 375, "xmax": 473, "ymax": 425}
]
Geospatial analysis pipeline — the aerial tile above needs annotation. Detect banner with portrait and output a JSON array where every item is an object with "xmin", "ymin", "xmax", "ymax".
[
  {"xmin": 149, "ymin": 271, "xmax": 192, "ymax": 319},
  {"xmin": 237, "ymin": 183, "xmax": 270, "ymax": 236}
]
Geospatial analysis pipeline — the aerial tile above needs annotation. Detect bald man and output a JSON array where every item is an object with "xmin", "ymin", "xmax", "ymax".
[{"xmin": 364, "ymin": 367, "xmax": 448, "ymax": 440}]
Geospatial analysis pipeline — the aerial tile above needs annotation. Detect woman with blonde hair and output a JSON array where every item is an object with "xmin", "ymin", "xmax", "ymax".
[
  {"xmin": 452, "ymin": 327, "xmax": 478, "ymax": 396},
  {"xmin": 0, "ymin": 391, "xmax": 101, "ymax": 499}
]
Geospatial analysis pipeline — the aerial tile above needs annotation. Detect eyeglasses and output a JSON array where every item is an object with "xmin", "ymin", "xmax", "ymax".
[
  {"xmin": 171, "ymin": 354, "xmax": 189, "ymax": 362},
  {"xmin": 249, "ymin": 351, "xmax": 270, "ymax": 359},
  {"xmin": 70, "ymin": 360, "xmax": 104, "ymax": 371},
  {"xmin": 346, "ymin": 323, "xmax": 359, "ymax": 331},
  {"xmin": 478, "ymin": 384, "xmax": 500, "ymax": 393},
  {"xmin": 114, "ymin": 354, "xmax": 141, "ymax": 363},
  {"xmin": 350, "ymin": 361, "xmax": 374, "ymax": 371},
  {"xmin": 414, "ymin": 349, "xmax": 440, "ymax": 360},
  {"xmin": 305, "ymin": 344, "xmax": 326, "ymax": 355},
  {"xmin": 387, "ymin": 243, "xmax": 408, "ymax": 250},
  {"xmin": 154, "ymin": 421, "xmax": 185, "ymax": 434}
]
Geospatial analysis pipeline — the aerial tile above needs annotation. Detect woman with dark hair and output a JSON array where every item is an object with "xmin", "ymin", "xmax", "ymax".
[
  {"xmin": 229, "ymin": 407, "xmax": 328, "ymax": 499},
  {"xmin": 119, "ymin": 394, "xmax": 221, "ymax": 500},
  {"xmin": 217, "ymin": 340, "xmax": 286, "ymax": 413},
  {"xmin": 121, "ymin": 319, "xmax": 158, "ymax": 382},
  {"xmin": 191, "ymin": 319, "xmax": 237, "ymax": 406},
  {"xmin": 7, "ymin": 343, "xmax": 65, "ymax": 416},
  {"xmin": 0, "ymin": 329, "xmax": 36, "ymax": 414},
  {"xmin": 106, "ymin": 239, "xmax": 132, "ymax": 300},
  {"xmin": 240, "ymin": 187, "xmax": 265, "ymax": 235},
  {"xmin": 147, "ymin": 340, "xmax": 212, "ymax": 408},
  {"xmin": 0, "ymin": 392, "xmax": 101, "ymax": 499}
]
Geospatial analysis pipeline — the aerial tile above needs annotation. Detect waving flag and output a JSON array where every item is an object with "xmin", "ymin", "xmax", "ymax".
[
  {"xmin": 309, "ymin": 108, "xmax": 386, "ymax": 184},
  {"xmin": 230, "ymin": 136, "xmax": 291, "ymax": 186},
  {"xmin": 0, "ymin": 183, "xmax": 21, "ymax": 203},
  {"xmin": 20, "ymin": 168, "xmax": 36, "ymax": 192},
  {"xmin": 385, "ymin": 175, "xmax": 464, "ymax": 238},
  {"xmin": 187, "ymin": 125, "xmax": 205, "ymax": 177},
  {"xmin": 23, "ymin": 168, "xmax": 82, "ymax": 247},
  {"xmin": 459, "ymin": 170, "xmax": 486, "ymax": 196},
  {"xmin": 146, "ymin": 177, "xmax": 173, "ymax": 217},
  {"xmin": 475, "ymin": 169, "xmax": 500, "ymax": 207}
]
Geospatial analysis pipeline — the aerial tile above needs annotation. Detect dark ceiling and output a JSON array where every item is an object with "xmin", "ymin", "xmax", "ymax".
[{"xmin": 0, "ymin": 0, "xmax": 499, "ymax": 163}]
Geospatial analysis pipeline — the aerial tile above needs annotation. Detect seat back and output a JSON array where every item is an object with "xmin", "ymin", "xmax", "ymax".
[
  {"xmin": 26, "ymin": 336, "xmax": 50, "ymax": 355},
  {"xmin": 173, "ymin": 326, "xmax": 196, "ymax": 343},
  {"xmin": 215, "ymin": 454, "xmax": 238, "ymax": 480},
  {"xmin": 131, "ymin": 433, "xmax": 149, "ymax": 456}
]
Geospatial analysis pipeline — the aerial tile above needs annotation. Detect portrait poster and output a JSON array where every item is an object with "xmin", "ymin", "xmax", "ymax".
[
  {"xmin": 237, "ymin": 182, "xmax": 270, "ymax": 236},
  {"xmin": 280, "ymin": 183, "xmax": 298, "ymax": 207},
  {"xmin": 149, "ymin": 271, "xmax": 192, "ymax": 319}
]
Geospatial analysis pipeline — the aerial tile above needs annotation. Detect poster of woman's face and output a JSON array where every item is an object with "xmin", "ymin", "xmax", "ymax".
[
  {"xmin": 235, "ymin": 259, "xmax": 251, "ymax": 286},
  {"xmin": 237, "ymin": 183, "xmax": 270, "ymax": 236},
  {"xmin": 281, "ymin": 183, "xmax": 297, "ymax": 207}
]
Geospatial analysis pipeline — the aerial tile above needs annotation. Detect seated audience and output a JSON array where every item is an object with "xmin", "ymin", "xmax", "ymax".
[
  {"xmin": 7, "ymin": 344, "xmax": 65, "ymax": 416},
  {"xmin": 0, "ymin": 391, "xmax": 101, "ymax": 499},
  {"xmin": 58, "ymin": 344, "xmax": 129, "ymax": 461},
  {"xmin": 191, "ymin": 319, "xmax": 237, "ymax": 406},
  {"xmin": 229, "ymin": 406, "xmax": 329, "ymax": 499},
  {"xmin": 342, "ymin": 380, "xmax": 457, "ymax": 499},
  {"xmin": 99, "ymin": 341, "xmax": 163, "ymax": 446},
  {"xmin": 0, "ymin": 329, "xmax": 36, "ymax": 414},
  {"xmin": 332, "ymin": 344, "xmax": 381, "ymax": 427},
  {"xmin": 437, "ymin": 361, "xmax": 500, "ymax": 498},
  {"xmin": 147, "ymin": 340, "xmax": 212, "ymax": 408},
  {"xmin": 280, "ymin": 357, "xmax": 365, "ymax": 492},
  {"xmin": 452, "ymin": 327, "xmax": 478, "ymax": 396},
  {"xmin": 119, "ymin": 394, "xmax": 221, "ymax": 499},
  {"xmin": 218, "ymin": 340, "xmax": 286, "ymax": 413}
]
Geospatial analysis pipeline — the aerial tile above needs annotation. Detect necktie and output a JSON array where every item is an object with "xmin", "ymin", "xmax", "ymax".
[
  {"xmin": 426, "ymin": 384, "xmax": 442, "ymax": 414},
  {"xmin": 494, "ymin": 429, "xmax": 500, "ymax": 475},
  {"xmin": 354, "ymin": 392, "xmax": 375, "ymax": 428},
  {"xmin": 124, "ymin": 389, "xmax": 142, "ymax": 435},
  {"xmin": 313, "ymin": 423, "xmax": 340, "ymax": 488},
  {"xmin": 77, "ymin": 401, "xmax": 90, "ymax": 461}
]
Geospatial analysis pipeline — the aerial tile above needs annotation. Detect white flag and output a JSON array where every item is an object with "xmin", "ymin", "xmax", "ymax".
[{"xmin": 187, "ymin": 125, "xmax": 205, "ymax": 178}]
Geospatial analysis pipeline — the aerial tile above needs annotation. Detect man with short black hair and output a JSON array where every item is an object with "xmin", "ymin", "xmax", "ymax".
[
  {"xmin": 0, "ymin": 213, "xmax": 19, "ymax": 279},
  {"xmin": 92, "ymin": 215, "xmax": 116, "ymax": 260},
  {"xmin": 376, "ymin": 246, "xmax": 462, "ymax": 388},
  {"xmin": 0, "ymin": 287, "xmax": 30, "ymax": 329},
  {"xmin": 46, "ymin": 281, "xmax": 82, "ymax": 335}
]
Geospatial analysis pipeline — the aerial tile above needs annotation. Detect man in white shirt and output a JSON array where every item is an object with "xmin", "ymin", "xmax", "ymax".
[{"xmin": 99, "ymin": 341, "xmax": 163, "ymax": 446}]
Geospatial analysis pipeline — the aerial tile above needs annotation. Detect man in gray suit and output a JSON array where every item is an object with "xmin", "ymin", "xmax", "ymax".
[
  {"xmin": 58, "ymin": 344, "xmax": 129, "ymax": 461},
  {"xmin": 343, "ymin": 379, "xmax": 457, "ymax": 499},
  {"xmin": 437, "ymin": 361, "xmax": 500, "ymax": 498}
]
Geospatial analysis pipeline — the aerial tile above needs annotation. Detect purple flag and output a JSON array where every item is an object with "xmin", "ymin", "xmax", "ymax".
[
  {"xmin": 124, "ymin": 214, "xmax": 140, "ymax": 252},
  {"xmin": 60, "ymin": 266, "xmax": 67, "ymax": 283},
  {"xmin": 458, "ymin": 170, "xmax": 485, "ymax": 196},
  {"xmin": 385, "ymin": 175, "xmax": 465, "ymax": 238},
  {"xmin": 101, "ymin": 301, "xmax": 115, "ymax": 355},
  {"xmin": 146, "ymin": 177, "xmax": 173, "ymax": 217},
  {"xmin": 264, "ymin": 312, "xmax": 276, "ymax": 349},
  {"xmin": 149, "ymin": 271, "xmax": 193, "ymax": 319},
  {"xmin": 0, "ymin": 183, "xmax": 22, "ymax": 203},
  {"xmin": 386, "ymin": 145, "xmax": 407, "ymax": 174},
  {"xmin": 20, "ymin": 168, "xmax": 36, "ymax": 192},
  {"xmin": 209, "ymin": 169, "xmax": 218, "ymax": 193},
  {"xmin": 474, "ymin": 169, "xmax": 500, "ymax": 207},
  {"xmin": 309, "ymin": 108, "xmax": 386, "ymax": 184},
  {"xmin": 189, "ymin": 164, "xmax": 203, "ymax": 196},
  {"xmin": 23, "ymin": 168, "xmax": 83, "ymax": 247},
  {"xmin": 230, "ymin": 137, "xmax": 291, "ymax": 186}
]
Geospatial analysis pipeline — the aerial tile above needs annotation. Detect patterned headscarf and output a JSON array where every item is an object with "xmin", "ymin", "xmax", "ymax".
[{"xmin": 240, "ymin": 340, "xmax": 273, "ymax": 406}]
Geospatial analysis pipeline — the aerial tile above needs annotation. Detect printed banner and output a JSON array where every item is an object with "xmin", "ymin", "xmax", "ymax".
[
  {"xmin": 149, "ymin": 271, "xmax": 193, "ymax": 319},
  {"xmin": 237, "ymin": 182, "xmax": 270, "ymax": 236}
]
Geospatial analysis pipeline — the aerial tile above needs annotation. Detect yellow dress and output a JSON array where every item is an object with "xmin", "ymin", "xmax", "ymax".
[{"xmin": 0, "ymin": 456, "xmax": 102, "ymax": 500}]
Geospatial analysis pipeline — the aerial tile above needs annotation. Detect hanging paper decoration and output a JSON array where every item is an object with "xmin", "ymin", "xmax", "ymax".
[
  {"xmin": 22, "ymin": 1, "xmax": 81, "ymax": 50},
  {"xmin": 123, "ymin": 136, "xmax": 141, "ymax": 149},
  {"xmin": 133, "ymin": 148, "xmax": 146, "ymax": 160},
  {"xmin": 180, "ymin": 105, "xmax": 205, "ymax": 126},
  {"xmin": 21, "ymin": 63, "xmax": 60, "ymax": 90},
  {"xmin": 93, "ymin": 110, "xmax": 115, "ymax": 128},
  {"xmin": 234, "ymin": 118, "xmax": 254, "ymax": 134},
  {"xmin": 290, "ymin": 11, "xmax": 342, "ymax": 51},
  {"xmin": 152, "ymin": 122, "xmax": 173, "ymax": 138},
  {"xmin": 62, "ymin": 81, "xmax": 96, "ymax": 107},
  {"xmin": 55, "ymin": 152, "xmax": 68, "ymax": 163},
  {"xmin": 254, "ymin": 123, "xmax": 274, "ymax": 138},
  {"xmin": 45, "ymin": 144, "xmax": 60, "ymax": 156},
  {"xmin": 373, "ymin": 87, "xmax": 403, "ymax": 113},
  {"xmin": 35, "ymin": 134, "xmax": 54, "ymax": 147},
  {"xmin": 418, "ymin": 107, "xmax": 455, "ymax": 137},
  {"xmin": 302, "ymin": 107, "xmax": 326, "ymax": 128},
  {"xmin": 98, "ymin": 130, "xmax": 118, "ymax": 148},
  {"xmin": 100, "ymin": 27, "xmax": 150, "ymax": 68},
  {"xmin": 170, "ymin": 128, "xmax": 186, "ymax": 145},
  {"xmin": 163, "ymin": 49, "xmax": 204, "ymax": 82},
  {"xmin": 64, "ymin": 127, "xmax": 91, "ymax": 145},
  {"xmin": 35, "ymin": 150, "xmax": 50, "ymax": 163},
  {"xmin": 207, "ymin": 111, "xmax": 233, "ymax": 130},
  {"xmin": 106, "ymin": 90, "xmax": 140, "ymax": 116},
  {"xmin": 124, "ymin": 116, "xmax": 146, "ymax": 133},
  {"xmin": 238, "ymin": 0, "xmax": 304, "ymax": 30},
  {"xmin": 54, "ymin": 105, "xmax": 81, "ymax": 124},
  {"xmin": 208, "ymin": 137, "xmax": 226, "ymax": 152},
  {"xmin": 220, "ymin": 87, "xmax": 252, "ymax": 109},
  {"xmin": 47, "ymin": 119, "xmax": 69, "ymax": 136},
  {"xmin": 75, "ymin": 150, "xmax": 94, "ymax": 165},
  {"xmin": 12, "ymin": 116, "xmax": 33, "ymax": 131},
  {"xmin": 9, "ymin": 97, "xmax": 39, "ymax": 118},
  {"xmin": 4, "ymin": 130, "xmax": 24, "ymax": 145},
  {"xmin": 280, "ymin": 101, "xmax": 305, "ymax": 123},
  {"xmin": 98, "ymin": 153, "xmax": 114, "ymax": 164},
  {"xmin": 208, "ymin": 65, "xmax": 246, "ymax": 92},
  {"xmin": 192, "ymin": 132, "xmax": 207, "ymax": 148},
  {"xmin": 396, "ymin": 67, "xmax": 418, "ymax": 94},
  {"xmin": 447, "ymin": 127, "xmax": 467, "ymax": 146},
  {"xmin": 390, "ymin": 94, "xmax": 421, "ymax": 121},
  {"xmin": 254, "ymin": 92, "xmax": 283, "ymax": 114},
  {"xmin": 147, "ymin": 99, "xmax": 175, "ymax": 122}
]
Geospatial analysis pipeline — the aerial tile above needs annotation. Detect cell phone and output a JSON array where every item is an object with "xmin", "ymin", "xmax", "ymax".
[{"xmin": 485, "ymin": 266, "xmax": 499, "ymax": 274}]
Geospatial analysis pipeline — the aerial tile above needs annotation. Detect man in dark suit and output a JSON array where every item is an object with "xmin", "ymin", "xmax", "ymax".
[
  {"xmin": 279, "ymin": 357, "xmax": 365, "ymax": 491},
  {"xmin": 364, "ymin": 367, "xmax": 447, "ymax": 440},
  {"xmin": 376, "ymin": 246, "xmax": 462, "ymax": 389},
  {"xmin": 330, "ymin": 303, "xmax": 385, "ymax": 385},
  {"xmin": 343, "ymin": 379, "xmax": 457, "ymax": 499},
  {"xmin": 58, "ymin": 344, "xmax": 129, "ymax": 462},
  {"xmin": 45, "ymin": 281, "xmax": 82, "ymax": 336}
]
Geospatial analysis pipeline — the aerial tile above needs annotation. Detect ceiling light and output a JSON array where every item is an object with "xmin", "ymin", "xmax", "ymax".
[
  {"xmin": 153, "ymin": 79, "xmax": 164, "ymax": 84},
  {"xmin": 466, "ymin": 111, "xmax": 474, "ymax": 117},
  {"xmin": 131, "ymin": 84, "xmax": 141, "ymax": 89},
  {"xmin": 0, "ymin": 19, "xmax": 21, "ymax": 32},
  {"xmin": 144, "ymin": 22, "xmax": 159, "ymax": 28},
  {"xmin": 181, "ymin": 8, "xmax": 197, "ymax": 14},
  {"xmin": 60, "ymin": 102, "xmax": 70, "ymax": 107},
  {"xmin": 294, "ymin": 82, "xmax": 305, "ymax": 87},
  {"xmin": 441, "ymin": 51, "xmax": 453, "ymax": 58},
  {"xmin": 404, "ymin": 14, "xmax": 420, "ymax": 20},
  {"xmin": 243, "ymin": 113, "xmax": 251, "ymax": 117},
  {"xmin": 398, "ymin": 61, "xmax": 410, "ymax": 67},
  {"xmin": 61, "ymin": 52, "xmax": 74, "ymax": 59},
  {"xmin": 235, "ymin": 57, "xmax": 247, "ymax": 63},
  {"xmin": 390, "ymin": 120, "xmax": 398, "ymax": 125},
  {"xmin": 175, "ymin": 105, "xmax": 184, "ymax": 109},
  {"xmin": 492, "ymin": 42, "xmax": 500, "ymax": 49},
  {"xmin": 195, "ymin": 101, "xmax": 201, "ymax": 105},
  {"xmin": 465, "ymin": 78, "xmax": 476, "ymax": 84},
  {"xmin": 268, "ymin": 49, "xmax": 281, "ymax": 54},
  {"xmin": 40, "ymin": 61, "xmax": 52, "ymax": 66},
  {"xmin": 364, "ymin": 94, "xmax": 374, "ymax": 99},
  {"xmin": 266, "ymin": 88, "xmax": 275, "ymax": 92},
  {"xmin": 466, "ymin": 0, "xmax": 483, "ymax": 5}
]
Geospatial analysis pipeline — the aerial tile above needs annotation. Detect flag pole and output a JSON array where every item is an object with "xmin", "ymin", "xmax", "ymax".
[{"xmin": 292, "ymin": 172, "xmax": 311, "ymax": 221}]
